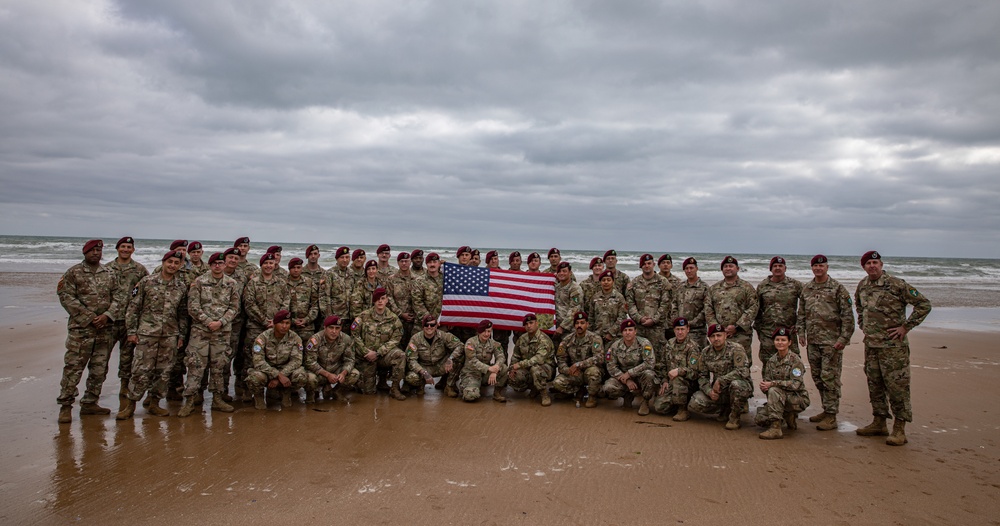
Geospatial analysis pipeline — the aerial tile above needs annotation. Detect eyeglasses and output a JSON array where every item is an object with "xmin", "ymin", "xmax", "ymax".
[{"xmin": 424, "ymin": 323, "xmax": 437, "ymax": 328}]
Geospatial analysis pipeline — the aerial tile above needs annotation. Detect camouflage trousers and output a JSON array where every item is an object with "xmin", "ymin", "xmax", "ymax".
[
  {"xmin": 245, "ymin": 366, "xmax": 308, "ymax": 392},
  {"xmin": 864, "ymin": 343, "xmax": 912, "ymax": 422},
  {"xmin": 403, "ymin": 360, "xmax": 458, "ymax": 390},
  {"xmin": 240, "ymin": 323, "xmax": 267, "ymax": 387},
  {"xmin": 602, "ymin": 370, "xmax": 657, "ymax": 400},
  {"xmin": 167, "ymin": 335, "xmax": 189, "ymax": 394},
  {"xmin": 354, "ymin": 348, "xmax": 406, "ymax": 394},
  {"xmin": 127, "ymin": 335, "xmax": 179, "ymax": 401},
  {"xmin": 182, "ymin": 327, "xmax": 232, "ymax": 397},
  {"xmin": 508, "ymin": 363, "xmax": 555, "ymax": 393},
  {"xmin": 111, "ymin": 320, "xmax": 137, "ymax": 382},
  {"xmin": 458, "ymin": 364, "xmax": 509, "ymax": 402},
  {"xmin": 687, "ymin": 330, "xmax": 707, "ymax": 350},
  {"xmin": 652, "ymin": 376, "xmax": 698, "ymax": 414},
  {"xmin": 225, "ymin": 317, "xmax": 245, "ymax": 394},
  {"xmin": 756, "ymin": 330, "xmax": 802, "ymax": 368},
  {"xmin": 754, "ymin": 386, "xmax": 810, "ymax": 426},
  {"xmin": 730, "ymin": 332, "xmax": 753, "ymax": 364},
  {"xmin": 551, "ymin": 366, "xmax": 603, "ymax": 397},
  {"xmin": 57, "ymin": 326, "xmax": 113, "ymax": 406},
  {"xmin": 306, "ymin": 368, "xmax": 360, "ymax": 391},
  {"xmin": 637, "ymin": 325, "xmax": 666, "ymax": 353},
  {"xmin": 807, "ymin": 343, "xmax": 844, "ymax": 415},
  {"xmin": 688, "ymin": 379, "xmax": 753, "ymax": 415}
]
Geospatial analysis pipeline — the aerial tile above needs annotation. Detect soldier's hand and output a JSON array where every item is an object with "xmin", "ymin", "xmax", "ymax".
[
  {"xmin": 725, "ymin": 325, "xmax": 736, "ymax": 336},
  {"xmin": 759, "ymin": 380, "xmax": 771, "ymax": 392},
  {"xmin": 365, "ymin": 350, "xmax": 378, "ymax": 362},
  {"xmin": 444, "ymin": 360, "xmax": 453, "ymax": 373},
  {"xmin": 510, "ymin": 363, "xmax": 520, "ymax": 372},
  {"xmin": 295, "ymin": 319, "xmax": 306, "ymax": 327},
  {"xmin": 127, "ymin": 335, "xmax": 139, "ymax": 344},
  {"xmin": 798, "ymin": 336, "xmax": 807, "ymax": 347},
  {"xmin": 324, "ymin": 372, "xmax": 338, "ymax": 384},
  {"xmin": 208, "ymin": 321, "xmax": 223, "ymax": 331},
  {"xmin": 668, "ymin": 368, "xmax": 679, "ymax": 380},
  {"xmin": 423, "ymin": 372, "xmax": 434, "ymax": 385},
  {"xmin": 278, "ymin": 373, "xmax": 291, "ymax": 388},
  {"xmin": 889, "ymin": 326, "xmax": 908, "ymax": 341},
  {"xmin": 568, "ymin": 364, "xmax": 580, "ymax": 376},
  {"xmin": 555, "ymin": 327, "xmax": 564, "ymax": 335},
  {"xmin": 177, "ymin": 339, "xmax": 185, "ymax": 349},
  {"xmin": 641, "ymin": 317, "xmax": 654, "ymax": 327},
  {"xmin": 488, "ymin": 372, "xmax": 498, "ymax": 386},
  {"xmin": 267, "ymin": 379, "xmax": 280, "ymax": 389},
  {"xmin": 834, "ymin": 342, "xmax": 846, "ymax": 351},
  {"xmin": 402, "ymin": 313, "xmax": 414, "ymax": 322},
  {"xmin": 659, "ymin": 383, "xmax": 668, "ymax": 396},
  {"xmin": 488, "ymin": 364, "xmax": 500, "ymax": 374},
  {"xmin": 626, "ymin": 379, "xmax": 637, "ymax": 391},
  {"xmin": 266, "ymin": 320, "xmax": 274, "ymax": 328},
  {"xmin": 93, "ymin": 314, "xmax": 110, "ymax": 329}
]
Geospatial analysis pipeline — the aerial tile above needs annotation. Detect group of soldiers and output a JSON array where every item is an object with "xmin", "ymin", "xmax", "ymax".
[{"xmin": 56, "ymin": 238, "xmax": 931, "ymax": 445}]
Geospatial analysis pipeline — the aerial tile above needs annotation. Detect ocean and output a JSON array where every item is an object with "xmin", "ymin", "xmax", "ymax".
[{"xmin": 2, "ymin": 235, "xmax": 998, "ymax": 331}]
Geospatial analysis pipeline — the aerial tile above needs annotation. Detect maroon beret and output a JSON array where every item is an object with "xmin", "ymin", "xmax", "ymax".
[
  {"xmin": 557, "ymin": 261, "xmax": 571, "ymax": 271},
  {"xmin": 658, "ymin": 254, "xmax": 672, "ymax": 264},
  {"xmin": 352, "ymin": 249, "xmax": 366, "ymax": 260},
  {"xmin": 397, "ymin": 252, "xmax": 410, "ymax": 262},
  {"xmin": 476, "ymin": 319, "xmax": 493, "ymax": 333},
  {"xmin": 721, "ymin": 255, "xmax": 738, "ymax": 269},
  {"xmin": 861, "ymin": 250, "xmax": 881, "ymax": 267},
  {"xmin": 116, "ymin": 236, "xmax": 134, "ymax": 248},
  {"xmin": 707, "ymin": 324, "xmax": 725, "ymax": 336},
  {"xmin": 639, "ymin": 253, "xmax": 654, "ymax": 266},
  {"xmin": 599, "ymin": 269, "xmax": 614, "ymax": 281},
  {"xmin": 422, "ymin": 315, "xmax": 438, "ymax": 327},
  {"xmin": 485, "ymin": 250, "xmax": 498, "ymax": 262},
  {"xmin": 573, "ymin": 311, "xmax": 588, "ymax": 322},
  {"xmin": 170, "ymin": 240, "xmax": 187, "ymax": 250},
  {"xmin": 162, "ymin": 250, "xmax": 183, "ymax": 262},
  {"xmin": 335, "ymin": 246, "xmax": 350, "ymax": 258},
  {"xmin": 682, "ymin": 257, "xmax": 698, "ymax": 268},
  {"xmin": 186, "ymin": 241, "xmax": 201, "ymax": 251},
  {"xmin": 508, "ymin": 251, "xmax": 521, "ymax": 263},
  {"xmin": 769, "ymin": 256, "xmax": 786, "ymax": 269},
  {"xmin": 672, "ymin": 317, "xmax": 688, "ymax": 327},
  {"xmin": 233, "ymin": 237, "xmax": 250, "ymax": 246},
  {"xmin": 589, "ymin": 257, "xmax": 603, "ymax": 269},
  {"xmin": 522, "ymin": 313, "xmax": 537, "ymax": 325},
  {"xmin": 377, "ymin": 244, "xmax": 391, "ymax": 254},
  {"xmin": 772, "ymin": 326, "xmax": 792, "ymax": 339},
  {"xmin": 410, "ymin": 249, "xmax": 424, "ymax": 259},
  {"xmin": 527, "ymin": 252, "xmax": 541, "ymax": 262},
  {"xmin": 603, "ymin": 250, "xmax": 617, "ymax": 260},
  {"xmin": 323, "ymin": 315, "xmax": 341, "ymax": 327},
  {"xmin": 364, "ymin": 260, "xmax": 378, "ymax": 271},
  {"xmin": 811, "ymin": 254, "xmax": 828, "ymax": 266},
  {"xmin": 82, "ymin": 239, "xmax": 103, "ymax": 254},
  {"xmin": 259, "ymin": 252, "xmax": 275, "ymax": 265},
  {"xmin": 287, "ymin": 257, "xmax": 303, "ymax": 268},
  {"xmin": 425, "ymin": 252, "xmax": 440, "ymax": 262},
  {"xmin": 223, "ymin": 247, "xmax": 240, "ymax": 258},
  {"xmin": 306, "ymin": 244, "xmax": 319, "ymax": 255},
  {"xmin": 457, "ymin": 246, "xmax": 472, "ymax": 256},
  {"xmin": 372, "ymin": 287, "xmax": 387, "ymax": 302},
  {"xmin": 620, "ymin": 318, "xmax": 637, "ymax": 331},
  {"xmin": 272, "ymin": 309, "xmax": 291, "ymax": 325},
  {"xmin": 548, "ymin": 248, "xmax": 560, "ymax": 257},
  {"xmin": 471, "ymin": 249, "xmax": 480, "ymax": 257},
  {"xmin": 266, "ymin": 245, "xmax": 282, "ymax": 254},
  {"xmin": 208, "ymin": 252, "xmax": 224, "ymax": 265}
]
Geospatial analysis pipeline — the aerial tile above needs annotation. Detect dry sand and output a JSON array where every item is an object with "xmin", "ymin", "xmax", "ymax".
[{"xmin": 1, "ymin": 273, "xmax": 998, "ymax": 525}]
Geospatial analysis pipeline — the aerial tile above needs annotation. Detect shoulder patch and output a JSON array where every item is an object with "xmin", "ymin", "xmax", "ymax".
[
  {"xmin": 253, "ymin": 343, "xmax": 263, "ymax": 354},
  {"xmin": 792, "ymin": 367, "xmax": 802, "ymax": 377},
  {"xmin": 909, "ymin": 288, "xmax": 919, "ymax": 297},
  {"xmin": 306, "ymin": 338, "xmax": 316, "ymax": 351},
  {"xmin": 689, "ymin": 357, "xmax": 697, "ymax": 365},
  {"xmin": 57, "ymin": 277, "xmax": 65, "ymax": 292},
  {"xmin": 131, "ymin": 286, "xmax": 139, "ymax": 297},
  {"xmin": 847, "ymin": 297, "xmax": 852, "ymax": 305},
  {"xmin": 643, "ymin": 345, "xmax": 652, "ymax": 355},
  {"xmin": 593, "ymin": 342, "xmax": 601, "ymax": 349}
]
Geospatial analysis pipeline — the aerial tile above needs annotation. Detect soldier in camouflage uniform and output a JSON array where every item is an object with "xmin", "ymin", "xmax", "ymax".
[
  {"xmin": 627, "ymin": 254, "xmax": 673, "ymax": 352},
  {"xmin": 287, "ymin": 258, "xmax": 318, "ymax": 343},
  {"xmin": 754, "ymin": 256, "xmax": 803, "ymax": 367},
  {"xmin": 328, "ymin": 246, "xmax": 353, "ymax": 282},
  {"xmin": 688, "ymin": 324, "xmax": 752, "ymax": 430},
  {"xmin": 755, "ymin": 327, "xmax": 811, "ymax": 440},
  {"xmin": 411, "ymin": 252, "xmax": 443, "ymax": 322},
  {"xmin": 551, "ymin": 312, "xmax": 605, "ymax": 407},
  {"xmin": 221, "ymin": 247, "xmax": 250, "ymax": 401},
  {"xmin": 348, "ymin": 249, "xmax": 367, "ymax": 282},
  {"xmin": 117, "ymin": 251, "xmax": 189, "ymax": 419},
  {"xmin": 157, "ymin": 240, "xmax": 194, "ymax": 400},
  {"xmin": 56, "ymin": 239, "xmax": 125, "ymax": 423},
  {"xmin": 352, "ymin": 287, "xmax": 407, "ymax": 400},
  {"xmin": 658, "ymin": 254, "xmax": 683, "ymax": 341},
  {"xmin": 319, "ymin": 261, "xmax": 352, "ymax": 331},
  {"xmin": 234, "ymin": 236, "xmax": 258, "ymax": 278},
  {"xmin": 351, "ymin": 260, "xmax": 396, "ymax": 316},
  {"xmin": 508, "ymin": 251, "xmax": 523, "ymax": 272},
  {"xmin": 797, "ymin": 254, "xmax": 855, "ymax": 431},
  {"xmin": 388, "ymin": 252, "xmax": 418, "ymax": 350},
  {"xmin": 242, "ymin": 252, "xmax": 291, "ymax": 395},
  {"xmin": 602, "ymin": 319, "xmax": 656, "ymax": 415},
  {"xmin": 543, "ymin": 248, "xmax": 577, "ymax": 281},
  {"xmin": 186, "ymin": 241, "xmax": 209, "ymax": 281},
  {"xmin": 508, "ymin": 314, "xmax": 556, "ymax": 406},
  {"xmin": 589, "ymin": 270, "xmax": 628, "ymax": 347},
  {"xmin": 458, "ymin": 320, "xmax": 509, "ymax": 403},
  {"xmin": 580, "ymin": 257, "xmax": 604, "ymax": 319},
  {"xmin": 651, "ymin": 318, "xmax": 702, "ymax": 421},
  {"xmin": 154, "ymin": 240, "xmax": 194, "ymax": 286},
  {"xmin": 304, "ymin": 316, "xmax": 359, "ymax": 402},
  {"xmin": 403, "ymin": 315, "xmax": 465, "ymax": 395},
  {"xmin": 303, "ymin": 245, "xmax": 327, "ymax": 331},
  {"xmin": 674, "ymin": 257, "xmax": 709, "ymax": 348},
  {"xmin": 705, "ymin": 256, "xmax": 758, "ymax": 362},
  {"xmin": 854, "ymin": 250, "xmax": 932, "ymax": 446},
  {"xmin": 178, "ymin": 252, "xmax": 241, "ymax": 417},
  {"xmin": 246, "ymin": 310, "xmax": 307, "ymax": 410},
  {"xmin": 552, "ymin": 262, "xmax": 583, "ymax": 347},
  {"xmin": 264, "ymin": 246, "xmax": 289, "ymax": 282},
  {"xmin": 106, "ymin": 236, "xmax": 148, "ymax": 410},
  {"xmin": 603, "ymin": 250, "xmax": 631, "ymax": 297},
  {"xmin": 375, "ymin": 244, "xmax": 397, "ymax": 279}
]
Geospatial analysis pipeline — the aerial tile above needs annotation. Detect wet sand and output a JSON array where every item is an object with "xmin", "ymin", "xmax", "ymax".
[{"xmin": 1, "ymin": 274, "xmax": 999, "ymax": 524}]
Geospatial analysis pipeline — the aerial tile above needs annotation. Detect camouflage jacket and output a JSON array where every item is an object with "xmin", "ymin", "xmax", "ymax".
[
  {"xmin": 554, "ymin": 280, "xmax": 584, "ymax": 331},
  {"xmin": 304, "ymin": 330, "xmax": 355, "ymax": 375},
  {"xmin": 350, "ymin": 277, "xmax": 396, "ymax": 317},
  {"xmin": 589, "ymin": 288, "xmax": 628, "ymax": 341},
  {"xmin": 106, "ymin": 258, "xmax": 149, "ymax": 295},
  {"xmin": 288, "ymin": 276, "xmax": 318, "ymax": 323},
  {"xmin": 251, "ymin": 328, "xmax": 303, "ymax": 378},
  {"xmin": 511, "ymin": 330, "xmax": 555, "ymax": 369},
  {"xmin": 221, "ymin": 267, "xmax": 250, "ymax": 322},
  {"xmin": 555, "ymin": 330, "xmax": 605, "ymax": 374},
  {"xmin": 188, "ymin": 273, "xmax": 241, "ymax": 332},
  {"xmin": 302, "ymin": 266, "xmax": 327, "ymax": 291},
  {"xmin": 405, "ymin": 329, "xmax": 464, "ymax": 374},
  {"xmin": 659, "ymin": 271, "xmax": 682, "ymax": 291},
  {"xmin": 462, "ymin": 336, "xmax": 506, "ymax": 376},
  {"xmin": 696, "ymin": 340, "xmax": 750, "ymax": 395},
  {"xmin": 126, "ymin": 273, "xmax": 189, "ymax": 338},
  {"xmin": 244, "ymin": 275, "xmax": 290, "ymax": 328},
  {"xmin": 674, "ymin": 278, "xmax": 709, "ymax": 331},
  {"xmin": 627, "ymin": 273, "xmax": 674, "ymax": 326},
  {"xmin": 580, "ymin": 276, "xmax": 600, "ymax": 318},
  {"xmin": 377, "ymin": 264, "xmax": 397, "ymax": 281},
  {"xmin": 762, "ymin": 351, "xmax": 809, "ymax": 400},
  {"xmin": 352, "ymin": 307, "xmax": 402, "ymax": 358},
  {"xmin": 610, "ymin": 269, "xmax": 630, "ymax": 297},
  {"xmin": 654, "ymin": 336, "xmax": 701, "ymax": 382},
  {"xmin": 58, "ymin": 262, "xmax": 125, "ymax": 329},
  {"xmin": 319, "ymin": 272, "xmax": 352, "ymax": 320},
  {"xmin": 855, "ymin": 272, "xmax": 931, "ymax": 347},
  {"xmin": 388, "ymin": 272, "xmax": 417, "ymax": 318},
  {"xmin": 188, "ymin": 260, "xmax": 209, "ymax": 281},
  {"xmin": 755, "ymin": 276, "xmax": 803, "ymax": 334},
  {"xmin": 797, "ymin": 277, "xmax": 855, "ymax": 347},
  {"xmin": 411, "ymin": 272, "xmax": 444, "ymax": 320},
  {"xmin": 706, "ymin": 278, "xmax": 758, "ymax": 334},
  {"xmin": 605, "ymin": 336, "xmax": 655, "ymax": 378}
]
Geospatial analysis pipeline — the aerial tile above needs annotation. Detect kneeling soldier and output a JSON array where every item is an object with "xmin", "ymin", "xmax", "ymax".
[
  {"xmin": 602, "ymin": 319, "xmax": 657, "ymax": 416},
  {"xmin": 458, "ymin": 320, "xmax": 508, "ymax": 403},
  {"xmin": 403, "ymin": 315, "xmax": 464, "ymax": 396},
  {"xmin": 756, "ymin": 326, "xmax": 811, "ymax": 439},
  {"xmin": 508, "ymin": 313, "xmax": 556, "ymax": 406},
  {"xmin": 551, "ymin": 312, "xmax": 605, "ymax": 407},
  {"xmin": 652, "ymin": 317, "xmax": 701, "ymax": 421},
  {"xmin": 304, "ymin": 315, "xmax": 359, "ymax": 402},
  {"xmin": 688, "ymin": 324, "xmax": 753, "ymax": 430},
  {"xmin": 246, "ymin": 310, "xmax": 307, "ymax": 410}
]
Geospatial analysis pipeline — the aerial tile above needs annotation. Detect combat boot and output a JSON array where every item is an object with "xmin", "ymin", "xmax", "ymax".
[
  {"xmin": 58, "ymin": 405, "xmax": 73, "ymax": 424},
  {"xmin": 622, "ymin": 393, "xmax": 634, "ymax": 410},
  {"xmin": 281, "ymin": 389, "xmax": 292, "ymax": 408},
  {"xmin": 305, "ymin": 389, "xmax": 316, "ymax": 404},
  {"xmin": 234, "ymin": 384, "xmax": 246, "ymax": 402},
  {"xmin": 492, "ymin": 387, "xmax": 507, "ymax": 403},
  {"xmin": 637, "ymin": 398, "xmax": 650, "ymax": 416},
  {"xmin": 116, "ymin": 400, "xmax": 136, "ymax": 420},
  {"xmin": 724, "ymin": 407, "xmax": 741, "ymax": 430},
  {"xmin": 716, "ymin": 404, "xmax": 731, "ymax": 422},
  {"xmin": 147, "ymin": 397, "xmax": 169, "ymax": 417},
  {"xmin": 445, "ymin": 385, "xmax": 459, "ymax": 398},
  {"xmin": 584, "ymin": 394, "xmax": 597, "ymax": 408},
  {"xmin": 856, "ymin": 416, "xmax": 889, "ymax": 436},
  {"xmin": 177, "ymin": 397, "xmax": 196, "ymax": 418},
  {"xmin": 253, "ymin": 391, "xmax": 267, "ymax": 410},
  {"xmin": 80, "ymin": 402, "xmax": 111, "ymax": 415},
  {"xmin": 816, "ymin": 413, "xmax": 838, "ymax": 431},
  {"xmin": 784, "ymin": 411, "xmax": 798, "ymax": 430},
  {"xmin": 759, "ymin": 421, "xmax": 783, "ymax": 440},
  {"xmin": 118, "ymin": 381, "xmax": 129, "ymax": 412},
  {"xmin": 166, "ymin": 387, "xmax": 183, "ymax": 401},
  {"xmin": 192, "ymin": 391, "xmax": 204, "ymax": 406},
  {"xmin": 389, "ymin": 384, "xmax": 407, "ymax": 401},
  {"xmin": 211, "ymin": 395, "xmax": 234, "ymax": 413},
  {"xmin": 414, "ymin": 386, "xmax": 426, "ymax": 396},
  {"xmin": 434, "ymin": 374, "xmax": 448, "ymax": 390},
  {"xmin": 540, "ymin": 391, "xmax": 552, "ymax": 407},
  {"xmin": 809, "ymin": 412, "xmax": 827, "ymax": 423},
  {"xmin": 886, "ymin": 420, "xmax": 908, "ymax": 446},
  {"xmin": 672, "ymin": 408, "xmax": 690, "ymax": 422},
  {"xmin": 324, "ymin": 386, "xmax": 340, "ymax": 401}
]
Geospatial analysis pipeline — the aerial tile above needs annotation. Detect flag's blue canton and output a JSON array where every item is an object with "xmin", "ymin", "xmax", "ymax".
[{"xmin": 443, "ymin": 263, "xmax": 490, "ymax": 296}]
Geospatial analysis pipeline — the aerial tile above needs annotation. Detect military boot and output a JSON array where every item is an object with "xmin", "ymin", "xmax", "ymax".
[
  {"xmin": 808, "ymin": 412, "xmax": 827, "ymax": 423},
  {"xmin": 816, "ymin": 413, "xmax": 838, "ymax": 431},
  {"xmin": 118, "ymin": 381, "xmax": 130, "ymax": 412},
  {"xmin": 724, "ymin": 407, "xmax": 741, "ymax": 430},
  {"xmin": 540, "ymin": 390, "xmax": 552, "ymax": 407},
  {"xmin": 886, "ymin": 420, "xmax": 908, "ymax": 446},
  {"xmin": 584, "ymin": 393, "xmax": 597, "ymax": 408},
  {"xmin": 759, "ymin": 421, "xmax": 783, "ymax": 440},
  {"xmin": 192, "ymin": 391, "xmax": 204, "ymax": 406},
  {"xmin": 58, "ymin": 405, "xmax": 73, "ymax": 424},
  {"xmin": 147, "ymin": 397, "xmax": 169, "ymax": 417},
  {"xmin": 211, "ymin": 395, "xmax": 234, "ymax": 413},
  {"xmin": 166, "ymin": 387, "xmax": 183, "ymax": 401},
  {"xmin": 856, "ymin": 416, "xmax": 889, "ymax": 436},
  {"xmin": 304, "ymin": 389, "xmax": 316, "ymax": 404},
  {"xmin": 234, "ymin": 384, "xmax": 246, "ymax": 403},
  {"xmin": 492, "ymin": 387, "xmax": 507, "ymax": 403},
  {"xmin": 280, "ymin": 389, "xmax": 292, "ymax": 408},
  {"xmin": 80, "ymin": 402, "xmax": 111, "ymax": 415},
  {"xmin": 784, "ymin": 411, "xmax": 798, "ymax": 430},
  {"xmin": 116, "ymin": 400, "xmax": 136, "ymax": 420},
  {"xmin": 672, "ymin": 408, "xmax": 690, "ymax": 422},
  {"xmin": 389, "ymin": 383, "xmax": 407, "ymax": 401},
  {"xmin": 637, "ymin": 398, "xmax": 650, "ymax": 416},
  {"xmin": 445, "ymin": 385, "xmax": 459, "ymax": 398},
  {"xmin": 716, "ymin": 404, "xmax": 731, "ymax": 422},
  {"xmin": 177, "ymin": 397, "xmax": 196, "ymax": 418},
  {"xmin": 622, "ymin": 393, "xmax": 634, "ymax": 410},
  {"xmin": 253, "ymin": 391, "xmax": 267, "ymax": 410}
]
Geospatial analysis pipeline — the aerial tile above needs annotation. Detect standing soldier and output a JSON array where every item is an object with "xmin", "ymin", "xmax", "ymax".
[
  {"xmin": 242, "ymin": 253, "xmax": 291, "ymax": 394},
  {"xmin": 319, "ymin": 257, "xmax": 352, "ymax": 327},
  {"xmin": 352, "ymin": 287, "xmax": 407, "ymax": 400},
  {"xmin": 56, "ymin": 239, "xmax": 124, "ymax": 424},
  {"xmin": 106, "ymin": 236, "xmax": 148, "ymax": 411},
  {"xmin": 178, "ymin": 252, "xmax": 240, "ymax": 417},
  {"xmin": 603, "ymin": 250, "xmax": 630, "ymax": 296},
  {"xmin": 117, "ymin": 251, "xmax": 189, "ymax": 419},
  {"xmin": 187, "ymin": 241, "xmax": 208, "ymax": 280},
  {"xmin": 854, "ymin": 251, "xmax": 932, "ymax": 446},
  {"xmin": 627, "ymin": 253, "xmax": 673, "ymax": 353},
  {"xmin": 403, "ymin": 315, "xmax": 465, "ymax": 396},
  {"xmin": 589, "ymin": 270, "xmax": 628, "ymax": 348},
  {"xmin": 287, "ymin": 258, "xmax": 318, "ymax": 344},
  {"xmin": 508, "ymin": 314, "xmax": 556, "ymax": 406},
  {"xmin": 755, "ymin": 327, "xmax": 811, "ymax": 440},
  {"xmin": 303, "ymin": 316, "xmax": 359, "ymax": 403},
  {"xmin": 602, "ymin": 319, "xmax": 656, "ymax": 416},
  {"xmin": 411, "ymin": 252, "xmax": 443, "ymax": 322},
  {"xmin": 456, "ymin": 246, "xmax": 473, "ymax": 265},
  {"xmin": 651, "ymin": 317, "xmax": 702, "ymax": 421},
  {"xmin": 348, "ymin": 249, "xmax": 367, "ymax": 282},
  {"xmin": 302, "ymin": 245, "xmax": 327, "ymax": 286},
  {"xmin": 328, "ymin": 246, "xmax": 353, "ymax": 281},
  {"xmin": 705, "ymin": 256, "xmax": 758, "ymax": 362},
  {"xmin": 553, "ymin": 262, "xmax": 583, "ymax": 347},
  {"xmin": 658, "ymin": 254, "xmax": 682, "ymax": 340},
  {"xmin": 551, "ymin": 312, "xmax": 605, "ymax": 407},
  {"xmin": 797, "ymin": 254, "xmax": 855, "ymax": 431},
  {"xmin": 508, "ymin": 251, "xmax": 523, "ymax": 271},
  {"xmin": 233, "ymin": 236, "xmax": 257, "ymax": 277},
  {"xmin": 351, "ymin": 259, "xmax": 395, "ymax": 316},
  {"xmin": 159, "ymin": 240, "xmax": 193, "ymax": 284},
  {"xmin": 409, "ymin": 249, "xmax": 426, "ymax": 278},
  {"xmin": 754, "ymin": 256, "xmax": 804, "ymax": 366},
  {"xmin": 388, "ymin": 252, "xmax": 418, "ymax": 348},
  {"xmin": 265, "ymin": 246, "xmax": 289, "ymax": 281},
  {"xmin": 544, "ymin": 248, "xmax": 577, "ymax": 281},
  {"xmin": 221, "ymin": 247, "xmax": 250, "ymax": 401},
  {"xmin": 375, "ymin": 244, "xmax": 397, "ymax": 279},
  {"xmin": 675, "ymin": 257, "xmax": 709, "ymax": 348},
  {"xmin": 580, "ymin": 257, "xmax": 605, "ymax": 318},
  {"xmin": 688, "ymin": 324, "xmax": 753, "ymax": 430},
  {"xmin": 245, "ymin": 310, "xmax": 307, "ymax": 410},
  {"xmin": 458, "ymin": 320, "xmax": 508, "ymax": 403},
  {"xmin": 526, "ymin": 252, "xmax": 543, "ymax": 272}
]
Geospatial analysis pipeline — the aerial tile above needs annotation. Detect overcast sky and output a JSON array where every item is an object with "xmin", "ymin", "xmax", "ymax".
[{"xmin": 2, "ymin": 1, "xmax": 998, "ymax": 258}]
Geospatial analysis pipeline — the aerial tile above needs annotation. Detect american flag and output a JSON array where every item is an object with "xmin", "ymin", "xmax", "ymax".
[{"xmin": 440, "ymin": 262, "xmax": 556, "ymax": 332}]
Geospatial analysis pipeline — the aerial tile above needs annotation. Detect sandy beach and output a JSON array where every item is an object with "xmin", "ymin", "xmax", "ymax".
[{"xmin": 1, "ymin": 272, "xmax": 998, "ymax": 525}]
